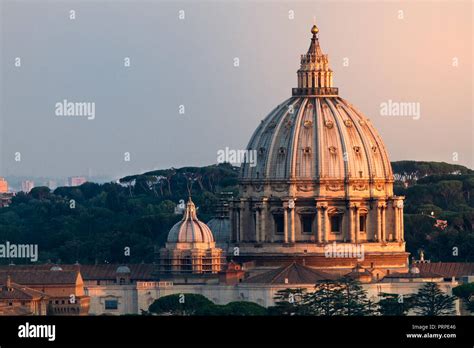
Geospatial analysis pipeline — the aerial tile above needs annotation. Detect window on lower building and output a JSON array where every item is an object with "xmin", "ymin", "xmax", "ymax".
[
  {"xmin": 274, "ymin": 214, "xmax": 284, "ymax": 235},
  {"xmin": 181, "ymin": 256, "xmax": 192, "ymax": 273},
  {"xmin": 104, "ymin": 299, "xmax": 118, "ymax": 310},
  {"xmin": 301, "ymin": 215, "xmax": 313, "ymax": 234},
  {"xmin": 330, "ymin": 215, "xmax": 341, "ymax": 234},
  {"xmin": 359, "ymin": 215, "xmax": 367, "ymax": 232}
]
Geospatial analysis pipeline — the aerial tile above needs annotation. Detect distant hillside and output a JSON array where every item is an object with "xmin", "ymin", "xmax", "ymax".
[
  {"xmin": 0, "ymin": 161, "xmax": 472, "ymax": 264},
  {"xmin": 391, "ymin": 161, "xmax": 473, "ymax": 184}
]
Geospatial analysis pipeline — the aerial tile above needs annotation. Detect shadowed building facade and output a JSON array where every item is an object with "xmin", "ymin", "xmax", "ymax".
[{"xmin": 230, "ymin": 25, "xmax": 408, "ymax": 274}]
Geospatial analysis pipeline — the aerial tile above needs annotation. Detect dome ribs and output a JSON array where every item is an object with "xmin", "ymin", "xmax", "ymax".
[
  {"xmin": 289, "ymin": 98, "xmax": 309, "ymax": 179},
  {"xmin": 323, "ymin": 98, "xmax": 347, "ymax": 180},
  {"xmin": 335, "ymin": 98, "xmax": 371, "ymax": 181}
]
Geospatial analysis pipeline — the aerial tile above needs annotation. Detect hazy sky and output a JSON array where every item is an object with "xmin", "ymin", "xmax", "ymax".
[{"xmin": 0, "ymin": 0, "xmax": 472, "ymax": 179}]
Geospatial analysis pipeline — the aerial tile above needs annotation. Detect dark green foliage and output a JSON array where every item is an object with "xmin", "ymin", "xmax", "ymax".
[
  {"xmin": 304, "ymin": 281, "xmax": 345, "ymax": 316},
  {"xmin": 337, "ymin": 277, "xmax": 378, "ymax": 316},
  {"xmin": 452, "ymin": 283, "xmax": 474, "ymax": 299},
  {"xmin": 148, "ymin": 294, "xmax": 267, "ymax": 316},
  {"xmin": 0, "ymin": 163, "xmax": 238, "ymax": 264},
  {"xmin": 148, "ymin": 293, "xmax": 215, "ymax": 315},
  {"xmin": 0, "ymin": 161, "xmax": 472, "ymax": 263},
  {"xmin": 411, "ymin": 282, "xmax": 456, "ymax": 316},
  {"xmin": 453, "ymin": 283, "xmax": 474, "ymax": 313},
  {"xmin": 272, "ymin": 279, "xmax": 378, "ymax": 316},
  {"xmin": 378, "ymin": 293, "xmax": 413, "ymax": 316},
  {"xmin": 269, "ymin": 288, "xmax": 308, "ymax": 315},
  {"xmin": 395, "ymin": 165, "xmax": 474, "ymax": 262},
  {"xmin": 392, "ymin": 161, "xmax": 472, "ymax": 184},
  {"xmin": 216, "ymin": 301, "xmax": 267, "ymax": 316}
]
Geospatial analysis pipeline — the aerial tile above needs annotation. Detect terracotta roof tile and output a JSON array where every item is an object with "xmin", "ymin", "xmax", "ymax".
[
  {"xmin": 0, "ymin": 282, "xmax": 48, "ymax": 300},
  {"xmin": 244, "ymin": 262, "xmax": 336, "ymax": 284},
  {"xmin": 416, "ymin": 262, "xmax": 474, "ymax": 278},
  {"xmin": 0, "ymin": 264, "xmax": 155, "ymax": 281},
  {"xmin": 0, "ymin": 270, "xmax": 78, "ymax": 285}
]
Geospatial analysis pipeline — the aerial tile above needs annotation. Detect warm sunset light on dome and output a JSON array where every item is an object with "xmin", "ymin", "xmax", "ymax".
[{"xmin": 231, "ymin": 25, "xmax": 407, "ymax": 273}]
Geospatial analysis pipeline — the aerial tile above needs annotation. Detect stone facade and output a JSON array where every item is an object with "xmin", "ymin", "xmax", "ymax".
[{"xmin": 229, "ymin": 25, "xmax": 408, "ymax": 274}]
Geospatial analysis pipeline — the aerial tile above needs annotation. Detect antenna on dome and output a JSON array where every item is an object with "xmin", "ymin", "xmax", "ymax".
[
  {"xmin": 186, "ymin": 178, "xmax": 193, "ymax": 200},
  {"xmin": 184, "ymin": 172, "xmax": 199, "ymax": 201}
]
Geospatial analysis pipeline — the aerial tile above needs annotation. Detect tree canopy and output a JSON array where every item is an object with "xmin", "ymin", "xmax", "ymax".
[{"xmin": 0, "ymin": 161, "xmax": 472, "ymax": 264}]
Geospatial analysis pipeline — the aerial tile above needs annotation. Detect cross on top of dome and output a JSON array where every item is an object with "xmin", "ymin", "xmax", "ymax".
[{"xmin": 293, "ymin": 24, "xmax": 338, "ymax": 97}]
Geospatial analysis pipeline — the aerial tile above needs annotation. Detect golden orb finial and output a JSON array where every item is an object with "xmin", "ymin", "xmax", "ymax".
[{"xmin": 311, "ymin": 24, "xmax": 319, "ymax": 35}]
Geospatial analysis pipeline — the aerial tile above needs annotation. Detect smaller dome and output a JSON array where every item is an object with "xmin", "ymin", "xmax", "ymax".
[
  {"xmin": 50, "ymin": 265, "xmax": 63, "ymax": 271},
  {"xmin": 167, "ymin": 198, "xmax": 215, "ymax": 244},
  {"xmin": 116, "ymin": 265, "xmax": 131, "ymax": 274},
  {"xmin": 207, "ymin": 217, "xmax": 231, "ymax": 244},
  {"xmin": 409, "ymin": 265, "xmax": 420, "ymax": 274}
]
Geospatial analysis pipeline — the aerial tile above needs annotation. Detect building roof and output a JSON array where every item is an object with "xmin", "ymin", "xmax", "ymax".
[
  {"xmin": 416, "ymin": 262, "xmax": 474, "ymax": 278},
  {"xmin": 0, "ymin": 270, "xmax": 79, "ymax": 285},
  {"xmin": 0, "ymin": 305, "xmax": 35, "ymax": 315},
  {"xmin": 0, "ymin": 279, "xmax": 48, "ymax": 300},
  {"xmin": 345, "ymin": 264, "xmax": 373, "ymax": 280},
  {"xmin": 384, "ymin": 270, "xmax": 443, "ymax": 279},
  {"xmin": 244, "ymin": 262, "xmax": 336, "ymax": 285},
  {"xmin": 0, "ymin": 264, "xmax": 155, "ymax": 281}
]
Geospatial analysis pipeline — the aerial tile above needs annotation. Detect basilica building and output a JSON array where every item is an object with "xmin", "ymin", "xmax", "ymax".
[
  {"xmin": 229, "ymin": 25, "xmax": 408, "ymax": 275},
  {"xmin": 4, "ymin": 24, "xmax": 466, "ymax": 318}
]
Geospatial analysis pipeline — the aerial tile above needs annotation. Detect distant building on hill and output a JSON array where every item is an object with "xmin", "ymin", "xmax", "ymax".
[
  {"xmin": 0, "ymin": 178, "xmax": 8, "ymax": 193},
  {"xmin": 68, "ymin": 176, "xmax": 87, "ymax": 187},
  {"xmin": 21, "ymin": 180, "xmax": 34, "ymax": 193}
]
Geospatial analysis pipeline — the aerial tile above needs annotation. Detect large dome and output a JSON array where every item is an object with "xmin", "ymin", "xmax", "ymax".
[
  {"xmin": 167, "ymin": 198, "xmax": 215, "ymax": 244},
  {"xmin": 240, "ymin": 24, "xmax": 393, "ymax": 197},
  {"xmin": 229, "ymin": 24, "xmax": 407, "ymax": 273},
  {"xmin": 240, "ymin": 96, "xmax": 392, "ymax": 181}
]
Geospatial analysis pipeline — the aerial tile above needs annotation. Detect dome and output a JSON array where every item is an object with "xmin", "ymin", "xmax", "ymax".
[
  {"xmin": 228, "ymin": 24, "xmax": 407, "ymax": 274},
  {"xmin": 207, "ymin": 217, "xmax": 231, "ymax": 244},
  {"xmin": 167, "ymin": 198, "xmax": 215, "ymax": 244},
  {"xmin": 240, "ymin": 25, "xmax": 393, "ymax": 195},
  {"xmin": 116, "ymin": 265, "xmax": 131, "ymax": 274},
  {"xmin": 241, "ymin": 97, "xmax": 392, "ymax": 181},
  {"xmin": 50, "ymin": 265, "xmax": 63, "ymax": 271}
]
